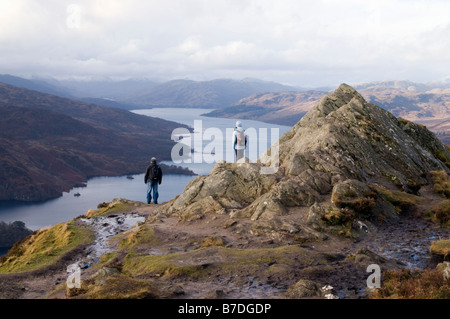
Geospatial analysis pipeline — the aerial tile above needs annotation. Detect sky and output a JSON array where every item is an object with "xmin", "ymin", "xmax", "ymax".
[{"xmin": 1, "ymin": 0, "xmax": 450, "ymax": 87}]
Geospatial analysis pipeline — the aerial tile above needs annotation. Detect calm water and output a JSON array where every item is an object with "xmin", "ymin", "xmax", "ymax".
[
  {"xmin": 0, "ymin": 173, "xmax": 196, "ymax": 231},
  {"xmin": 0, "ymin": 108, "xmax": 290, "ymax": 232}
]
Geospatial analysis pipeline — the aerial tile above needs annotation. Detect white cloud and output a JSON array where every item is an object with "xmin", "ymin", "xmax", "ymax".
[{"xmin": 1, "ymin": 0, "xmax": 450, "ymax": 86}]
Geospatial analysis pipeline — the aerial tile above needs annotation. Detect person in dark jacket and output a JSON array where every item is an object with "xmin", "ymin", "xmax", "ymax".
[{"xmin": 144, "ymin": 157, "xmax": 162, "ymax": 204}]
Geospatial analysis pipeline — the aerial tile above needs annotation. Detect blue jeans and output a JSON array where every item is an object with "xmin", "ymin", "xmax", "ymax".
[{"xmin": 147, "ymin": 181, "xmax": 159, "ymax": 204}]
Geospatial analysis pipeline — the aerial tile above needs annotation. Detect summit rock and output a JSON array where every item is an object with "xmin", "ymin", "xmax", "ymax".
[{"xmin": 161, "ymin": 84, "xmax": 450, "ymax": 239}]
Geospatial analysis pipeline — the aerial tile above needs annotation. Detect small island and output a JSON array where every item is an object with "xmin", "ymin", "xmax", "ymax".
[{"xmin": 158, "ymin": 163, "xmax": 197, "ymax": 175}]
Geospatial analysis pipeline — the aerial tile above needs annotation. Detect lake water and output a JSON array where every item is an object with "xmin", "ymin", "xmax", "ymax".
[{"xmin": 0, "ymin": 108, "xmax": 290, "ymax": 233}]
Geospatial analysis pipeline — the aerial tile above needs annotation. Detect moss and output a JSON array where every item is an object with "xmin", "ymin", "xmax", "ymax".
[
  {"xmin": 85, "ymin": 198, "xmax": 144, "ymax": 218},
  {"xmin": 119, "ymin": 224, "xmax": 158, "ymax": 251},
  {"xmin": 96, "ymin": 252, "xmax": 118, "ymax": 268},
  {"xmin": 122, "ymin": 245, "xmax": 325, "ymax": 279},
  {"xmin": 381, "ymin": 172, "xmax": 404, "ymax": 188},
  {"xmin": 372, "ymin": 186, "xmax": 425, "ymax": 213},
  {"xmin": 0, "ymin": 221, "xmax": 95, "ymax": 273},
  {"xmin": 123, "ymin": 250, "xmax": 208, "ymax": 279}
]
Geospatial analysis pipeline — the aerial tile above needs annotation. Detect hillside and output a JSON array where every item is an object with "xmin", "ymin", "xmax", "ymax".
[
  {"xmin": 0, "ymin": 74, "xmax": 73, "ymax": 98},
  {"xmin": 127, "ymin": 78, "xmax": 301, "ymax": 108},
  {"xmin": 207, "ymin": 82, "xmax": 450, "ymax": 143},
  {"xmin": 0, "ymin": 83, "xmax": 188, "ymax": 202},
  {"xmin": 0, "ymin": 84, "xmax": 448, "ymax": 300},
  {"xmin": 204, "ymin": 90, "xmax": 326, "ymax": 126},
  {"xmin": 358, "ymin": 85, "xmax": 450, "ymax": 144}
]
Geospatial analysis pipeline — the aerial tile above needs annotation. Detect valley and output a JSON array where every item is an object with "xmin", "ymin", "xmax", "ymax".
[
  {"xmin": 0, "ymin": 82, "xmax": 189, "ymax": 202},
  {"xmin": 0, "ymin": 84, "xmax": 448, "ymax": 300}
]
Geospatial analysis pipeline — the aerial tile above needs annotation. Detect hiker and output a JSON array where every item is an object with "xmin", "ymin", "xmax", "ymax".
[
  {"xmin": 232, "ymin": 121, "xmax": 247, "ymax": 161},
  {"xmin": 144, "ymin": 157, "xmax": 162, "ymax": 204}
]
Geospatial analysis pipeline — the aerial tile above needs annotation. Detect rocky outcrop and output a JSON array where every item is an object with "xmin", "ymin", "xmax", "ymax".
[
  {"xmin": 277, "ymin": 84, "xmax": 448, "ymax": 189},
  {"xmin": 161, "ymin": 84, "xmax": 450, "ymax": 239}
]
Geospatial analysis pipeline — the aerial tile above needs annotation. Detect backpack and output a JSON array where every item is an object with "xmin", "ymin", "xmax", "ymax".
[
  {"xmin": 237, "ymin": 131, "xmax": 246, "ymax": 147},
  {"xmin": 151, "ymin": 165, "xmax": 161, "ymax": 181}
]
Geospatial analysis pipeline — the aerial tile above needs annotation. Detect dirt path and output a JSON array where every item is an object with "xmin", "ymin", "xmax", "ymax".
[{"xmin": 1, "ymin": 201, "xmax": 448, "ymax": 299}]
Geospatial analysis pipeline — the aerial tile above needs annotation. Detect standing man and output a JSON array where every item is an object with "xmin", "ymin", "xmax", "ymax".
[
  {"xmin": 232, "ymin": 121, "xmax": 247, "ymax": 161},
  {"xmin": 144, "ymin": 157, "xmax": 162, "ymax": 204}
]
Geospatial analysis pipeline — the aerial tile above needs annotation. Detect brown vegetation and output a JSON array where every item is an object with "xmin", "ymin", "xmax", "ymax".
[{"xmin": 371, "ymin": 267, "xmax": 450, "ymax": 299}]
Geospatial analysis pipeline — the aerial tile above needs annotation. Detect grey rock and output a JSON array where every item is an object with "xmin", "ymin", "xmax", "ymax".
[{"xmin": 159, "ymin": 84, "xmax": 450, "ymax": 238}]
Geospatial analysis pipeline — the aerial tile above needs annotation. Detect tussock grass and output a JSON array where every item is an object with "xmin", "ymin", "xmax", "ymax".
[
  {"xmin": 430, "ymin": 170, "xmax": 450, "ymax": 199},
  {"xmin": 371, "ymin": 268, "xmax": 450, "ymax": 299},
  {"xmin": 424, "ymin": 200, "xmax": 450, "ymax": 226},
  {"xmin": 0, "ymin": 221, "xmax": 95, "ymax": 273},
  {"xmin": 430, "ymin": 239, "xmax": 450, "ymax": 260}
]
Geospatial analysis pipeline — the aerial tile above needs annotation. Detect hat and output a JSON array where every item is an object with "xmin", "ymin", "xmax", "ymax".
[
  {"xmin": 236, "ymin": 121, "xmax": 242, "ymax": 128},
  {"xmin": 151, "ymin": 157, "xmax": 156, "ymax": 162}
]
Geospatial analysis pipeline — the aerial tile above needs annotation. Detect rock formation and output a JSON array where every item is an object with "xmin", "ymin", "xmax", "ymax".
[
  {"xmin": 1, "ymin": 84, "xmax": 449, "ymax": 300},
  {"xmin": 160, "ymin": 84, "xmax": 450, "ymax": 239}
]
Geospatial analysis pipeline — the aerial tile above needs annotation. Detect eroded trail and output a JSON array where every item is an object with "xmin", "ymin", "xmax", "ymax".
[
  {"xmin": 77, "ymin": 213, "xmax": 146, "ymax": 268},
  {"xmin": 359, "ymin": 217, "xmax": 448, "ymax": 269}
]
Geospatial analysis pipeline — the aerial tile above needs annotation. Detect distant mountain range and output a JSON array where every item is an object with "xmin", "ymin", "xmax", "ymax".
[
  {"xmin": 2, "ymin": 74, "xmax": 449, "ymax": 143},
  {"xmin": 205, "ymin": 90, "xmax": 325, "ymax": 125},
  {"xmin": 202, "ymin": 80, "xmax": 450, "ymax": 144},
  {"xmin": 0, "ymin": 74, "xmax": 302, "ymax": 109},
  {"xmin": 0, "ymin": 82, "xmax": 187, "ymax": 202},
  {"xmin": 125, "ymin": 78, "xmax": 302, "ymax": 108}
]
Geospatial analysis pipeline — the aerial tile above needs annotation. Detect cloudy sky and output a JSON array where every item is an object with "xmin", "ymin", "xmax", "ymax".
[{"xmin": 1, "ymin": 0, "xmax": 450, "ymax": 87}]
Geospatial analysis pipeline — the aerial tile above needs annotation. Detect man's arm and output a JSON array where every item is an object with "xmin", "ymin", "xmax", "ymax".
[
  {"xmin": 144, "ymin": 167, "xmax": 149, "ymax": 184},
  {"xmin": 232, "ymin": 131, "xmax": 237, "ymax": 149}
]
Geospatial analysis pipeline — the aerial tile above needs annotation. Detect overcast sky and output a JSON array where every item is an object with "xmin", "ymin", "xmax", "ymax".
[{"xmin": 1, "ymin": 0, "xmax": 450, "ymax": 87}]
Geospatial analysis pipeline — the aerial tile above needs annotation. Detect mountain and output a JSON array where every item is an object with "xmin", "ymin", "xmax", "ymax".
[
  {"xmin": 52, "ymin": 78, "xmax": 159, "ymax": 101},
  {"xmin": 127, "ymin": 78, "xmax": 301, "ymax": 108},
  {"xmin": 0, "ymin": 82, "xmax": 188, "ymax": 202},
  {"xmin": 77, "ymin": 97, "xmax": 143, "ymax": 111},
  {"xmin": 0, "ymin": 74, "xmax": 73, "ymax": 98},
  {"xmin": 1, "ymin": 84, "xmax": 449, "ymax": 300},
  {"xmin": 0, "ymin": 75, "xmax": 156, "ymax": 110},
  {"xmin": 204, "ymin": 90, "xmax": 326, "ymax": 126},
  {"xmin": 352, "ymin": 80, "xmax": 431, "ymax": 92},
  {"xmin": 165, "ymin": 83, "xmax": 450, "ymax": 226},
  {"xmin": 1, "ymin": 75, "xmax": 303, "ymax": 111},
  {"xmin": 208, "ymin": 81, "xmax": 450, "ymax": 143}
]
